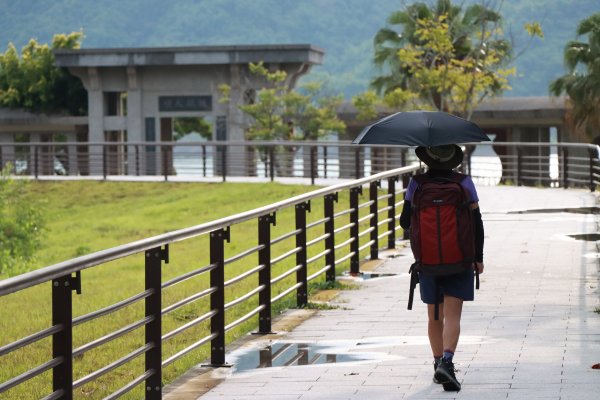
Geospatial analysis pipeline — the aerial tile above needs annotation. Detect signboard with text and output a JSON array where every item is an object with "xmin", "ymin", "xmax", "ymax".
[{"xmin": 159, "ymin": 96, "xmax": 212, "ymax": 112}]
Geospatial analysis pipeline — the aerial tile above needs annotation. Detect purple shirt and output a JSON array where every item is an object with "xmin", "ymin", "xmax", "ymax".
[{"xmin": 405, "ymin": 174, "xmax": 479, "ymax": 203}]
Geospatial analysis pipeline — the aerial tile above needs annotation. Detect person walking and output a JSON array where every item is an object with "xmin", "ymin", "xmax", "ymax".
[{"xmin": 400, "ymin": 144, "xmax": 485, "ymax": 392}]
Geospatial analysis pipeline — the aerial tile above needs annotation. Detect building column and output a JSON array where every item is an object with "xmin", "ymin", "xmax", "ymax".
[
  {"xmin": 87, "ymin": 67, "xmax": 104, "ymax": 175},
  {"xmin": 225, "ymin": 64, "xmax": 248, "ymax": 176},
  {"xmin": 126, "ymin": 67, "xmax": 143, "ymax": 175}
]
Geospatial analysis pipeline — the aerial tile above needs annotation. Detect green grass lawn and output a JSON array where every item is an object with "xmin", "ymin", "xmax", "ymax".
[
  {"xmin": 0, "ymin": 180, "xmax": 382, "ymax": 399},
  {"xmin": 0, "ymin": 181, "xmax": 390, "ymax": 399},
  {"xmin": 23, "ymin": 180, "xmax": 315, "ymax": 266}
]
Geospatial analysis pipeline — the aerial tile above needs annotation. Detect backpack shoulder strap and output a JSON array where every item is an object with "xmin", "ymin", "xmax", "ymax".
[
  {"xmin": 412, "ymin": 173, "xmax": 429, "ymax": 185},
  {"xmin": 448, "ymin": 171, "xmax": 467, "ymax": 184}
]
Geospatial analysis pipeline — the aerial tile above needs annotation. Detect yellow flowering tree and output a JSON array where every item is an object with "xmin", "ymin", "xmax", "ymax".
[
  {"xmin": 357, "ymin": 0, "xmax": 542, "ymax": 121},
  {"xmin": 397, "ymin": 14, "xmax": 515, "ymax": 119}
]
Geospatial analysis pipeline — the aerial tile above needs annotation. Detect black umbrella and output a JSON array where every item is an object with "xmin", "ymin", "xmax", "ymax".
[{"xmin": 352, "ymin": 110, "xmax": 490, "ymax": 146}]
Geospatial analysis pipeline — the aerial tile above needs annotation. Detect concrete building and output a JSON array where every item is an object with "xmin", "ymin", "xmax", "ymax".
[{"xmin": 51, "ymin": 44, "xmax": 323, "ymax": 175}]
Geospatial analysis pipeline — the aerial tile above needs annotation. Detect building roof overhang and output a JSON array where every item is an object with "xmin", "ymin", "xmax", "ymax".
[
  {"xmin": 54, "ymin": 44, "xmax": 325, "ymax": 68},
  {"xmin": 339, "ymin": 96, "xmax": 568, "ymax": 129}
]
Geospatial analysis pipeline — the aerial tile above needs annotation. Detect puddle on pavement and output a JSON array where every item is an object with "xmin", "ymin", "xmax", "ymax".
[
  {"xmin": 230, "ymin": 342, "xmax": 372, "ymax": 373},
  {"xmin": 342, "ymin": 271, "xmax": 402, "ymax": 280},
  {"xmin": 510, "ymin": 206, "xmax": 600, "ymax": 215},
  {"xmin": 228, "ymin": 336, "xmax": 490, "ymax": 374},
  {"xmin": 568, "ymin": 233, "xmax": 600, "ymax": 241}
]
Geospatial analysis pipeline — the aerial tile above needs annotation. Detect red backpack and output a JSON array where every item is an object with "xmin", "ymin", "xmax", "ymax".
[{"xmin": 410, "ymin": 172, "xmax": 475, "ymax": 275}]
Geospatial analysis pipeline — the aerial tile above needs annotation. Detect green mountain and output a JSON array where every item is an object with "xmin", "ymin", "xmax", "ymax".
[{"xmin": 0, "ymin": 0, "xmax": 597, "ymax": 98}]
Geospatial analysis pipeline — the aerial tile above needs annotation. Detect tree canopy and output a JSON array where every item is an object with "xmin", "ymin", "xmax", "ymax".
[
  {"xmin": 362, "ymin": 0, "xmax": 541, "ymax": 120},
  {"xmin": 0, "ymin": 31, "xmax": 87, "ymax": 115},
  {"xmin": 549, "ymin": 13, "xmax": 600, "ymax": 141},
  {"xmin": 220, "ymin": 62, "xmax": 345, "ymax": 142}
]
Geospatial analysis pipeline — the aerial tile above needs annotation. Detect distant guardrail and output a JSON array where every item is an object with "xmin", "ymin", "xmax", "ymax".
[{"xmin": 1, "ymin": 140, "xmax": 598, "ymax": 191}]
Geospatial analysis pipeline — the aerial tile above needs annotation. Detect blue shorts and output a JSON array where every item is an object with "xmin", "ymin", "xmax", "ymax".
[{"xmin": 419, "ymin": 268, "xmax": 475, "ymax": 304}]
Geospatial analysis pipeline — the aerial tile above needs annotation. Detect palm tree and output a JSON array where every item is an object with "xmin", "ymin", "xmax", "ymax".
[
  {"xmin": 549, "ymin": 13, "xmax": 600, "ymax": 141},
  {"xmin": 372, "ymin": 0, "xmax": 511, "ymax": 111}
]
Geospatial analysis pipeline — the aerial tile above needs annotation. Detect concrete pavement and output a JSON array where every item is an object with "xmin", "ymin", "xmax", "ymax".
[{"xmin": 166, "ymin": 185, "xmax": 600, "ymax": 399}]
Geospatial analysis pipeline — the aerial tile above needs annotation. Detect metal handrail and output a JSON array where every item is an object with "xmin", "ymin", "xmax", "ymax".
[
  {"xmin": 0, "ymin": 158, "xmax": 422, "ymax": 399},
  {"xmin": 0, "ymin": 164, "xmax": 419, "ymax": 296},
  {"xmin": 1, "ymin": 139, "xmax": 598, "ymax": 151}
]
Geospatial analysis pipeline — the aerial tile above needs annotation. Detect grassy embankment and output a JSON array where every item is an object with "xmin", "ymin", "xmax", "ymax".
[{"xmin": 0, "ymin": 180, "xmax": 378, "ymax": 399}]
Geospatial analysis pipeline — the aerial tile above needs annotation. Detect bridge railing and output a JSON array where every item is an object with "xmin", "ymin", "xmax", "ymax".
[
  {"xmin": 463, "ymin": 141, "xmax": 600, "ymax": 191},
  {"xmin": 0, "ymin": 164, "xmax": 421, "ymax": 399},
  {"xmin": 1, "ymin": 140, "xmax": 599, "ymax": 190}
]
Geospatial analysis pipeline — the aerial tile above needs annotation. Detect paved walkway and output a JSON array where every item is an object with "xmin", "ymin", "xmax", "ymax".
[{"xmin": 167, "ymin": 185, "xmax": 600, "ymax": 399}]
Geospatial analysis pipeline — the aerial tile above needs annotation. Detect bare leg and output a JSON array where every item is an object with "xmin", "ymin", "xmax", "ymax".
[
  {"xmin": 427, "ymin": 303, "xmax": 444, "ymax": 357},
  {"xmin": 441, "ymin": 295, "xmax": 463, "ymax": 352}
]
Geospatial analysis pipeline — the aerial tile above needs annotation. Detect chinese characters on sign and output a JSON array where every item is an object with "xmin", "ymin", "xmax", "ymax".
[{"xmin": 159, "ymin": 96, "xmax": 212, "ymax": 112}]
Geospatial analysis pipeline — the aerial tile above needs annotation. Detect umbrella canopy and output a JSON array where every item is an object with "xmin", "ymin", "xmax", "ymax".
[{"xmin": 352, "ymin": 110, "xmax": 490, "ymax": 147}]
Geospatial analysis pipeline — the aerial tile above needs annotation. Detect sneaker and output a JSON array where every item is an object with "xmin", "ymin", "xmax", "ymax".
[
  {"xmin": 433, "ymin": 359, "xmax": 442, "ymax": 384},
  {"xmin": 434, "ymin": 359, "xmax": 461, "ymax": 392}
]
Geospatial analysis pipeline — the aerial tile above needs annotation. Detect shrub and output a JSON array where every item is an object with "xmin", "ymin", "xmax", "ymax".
[{"xmin": 0, "ymin": 164, "xmax": 44, "ymax": 276}]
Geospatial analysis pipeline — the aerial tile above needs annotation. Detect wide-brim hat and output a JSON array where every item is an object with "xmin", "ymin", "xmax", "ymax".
[{"xmin": 415, "ymin": 144, "xmax": 463, "ymax": 170}]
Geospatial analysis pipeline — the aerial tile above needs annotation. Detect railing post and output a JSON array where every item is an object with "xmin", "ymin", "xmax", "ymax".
[
  {"xmin": 258, "ymin": 213, "xmax": 276, "ymax": 333},
  {"xmin": 52, "ymin": 272, "xmax": 81, "ymax": 400},
  {"xmin": 324, "ymin": 193, "xmax": 338, "ymax": 282},
  {"xmin": 145, "ymin": 245, "xmax": 168, "ymax": 399},
  {"xmin": 589, "ymin": 148, "xmax": 596, "ymax": 192},
  {"xmin": 349, "ymin": 186, "xmax": 362, "ymax": 275},
  {"xmin": 34, "ymin": 146, "xmax": 39, "ymax": 179},
  {"xmin": 269, "ymin": 146, "xmax": 275, "ymax": 181},
  {"xmin": 370, "ymin": 180, "xmax": 380, "ymax": 260},
  {"xmin": 310, "ymin": 146, "xmax": 317, "ymax": 185},
  {"xmin": 354, "ymin": 147, "xmax": 360, "ymax": 179},
  {"xmin": 221, "ymin": 145, "xmax": 227, "ymax": 182},
  {"xmin": 202, "ymin": 145, "xmax": 207, "ymax": 177},
  {"xmin": 517, "ymin": 147, "xmax": 523, "ymax": 186},
  {"xmin": 102, "ymin": 145, "xmax": 107, "ymax": 180},
  {"xmin": 295, "ymin": 201, "xmax": 310, "ymax": 307},
  {"xmin": 402, "ymin": 174, "xmax": 411, "ymax": 240},
  {"xmin": 323, "ymin": 146, "xmax": 328, "ymax": 179},
  {"xmin": 162, "ymin": 145, "xmax": 168, "ymax": 182},
  {"xmin": 210, "ymin": 227, "xmax": 230, "ymax": 366},
  {"xmin": 135, "ymin": 145, "xmax": 140, "ymax": 176},
  {"xmin": 387, "ymin": 177, "xmax": 397, "ymax": 249},
  {"xmin": 562, "ymin": 147, "xmax": 569, "ymax": 189}
]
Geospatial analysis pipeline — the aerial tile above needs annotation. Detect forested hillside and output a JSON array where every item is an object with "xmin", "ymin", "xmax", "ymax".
[{"xmin": 0, "ymin": 0, "xmax": 597, "ymax": 98}]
